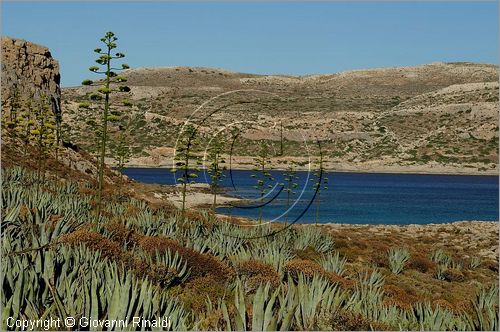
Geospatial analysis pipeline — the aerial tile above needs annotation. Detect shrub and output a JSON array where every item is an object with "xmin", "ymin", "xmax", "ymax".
[
  {"xmin": 184, "ymin": 209, "xmax": 210, "ymax": 223},
  {"xmin": 371, "ymin": 250, "xmax": 390, "ymax": 269},
  {"xmin": 484, "ymin": 260, "xmax": 499, "ymax": 272},
  {"xmin": 294, "ymin": 246, "xmax": 321, "ymax": 262},
  {"xmin": 176, "ymin": 276, "xmax": 228, "ymax": 313},
  {"xmin": 442, "ymin": 268, "xmax": 465, "ymax": 282},
  {"xmin": 329, "ymin": 309, "xmax": 392, "ymax": 330},
  {"xmin": 383, "ymin": 284, "xmax": 419, "ymax": 310},
  {"xmin": 236, "ymin": 259, "xmax": 280, "ymax": 292},
  {"xmin": 137, "ymin": 235, "xmax": 234, "ymax": 281},
  {"xmin": 283, "ymin": 259, "xmax": 325, "ymax": 281},
  {"xmin": 237, "ymin": 259, "xmax": 276, "ymax": 277},
  {"xmin": 58, "ymin": 228, "xmax": 129, "ymax": 261},
  {"xmin": 334, "ymin": 238, "xmax": 349, "ymax": 249},
  {"xmin": 388, "ymin": 248, "xmax": 410, "ymax": 274},
  {"xmin": 103, "ymin": 219, "xmax": 140, "ymax": 246},
  {"xmin": 327, "ymin": 272, "xmax": 356, "ymax": 290},
  {"xmin": 432, "ymin": 299, "xmax": 455, "ymax": 311},
  {"xmin": 408, "ymin": 253, "xmax": 436, "ymax": 273}
]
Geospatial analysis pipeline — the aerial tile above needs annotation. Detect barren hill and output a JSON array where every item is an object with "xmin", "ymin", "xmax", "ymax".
[{"xmin": 62, "ymin": 62, "xmax": 499, "ymax": 174}]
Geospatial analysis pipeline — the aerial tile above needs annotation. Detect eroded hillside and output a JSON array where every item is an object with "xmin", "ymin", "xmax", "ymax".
[{"xmin": 62, "ymin": 62, "xmax": 499, "ymax": 174}]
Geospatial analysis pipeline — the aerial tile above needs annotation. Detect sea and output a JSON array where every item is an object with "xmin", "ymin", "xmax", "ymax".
[{"xmin": 122, "ymin": 168, "xmax": 499, "ymax": 225}]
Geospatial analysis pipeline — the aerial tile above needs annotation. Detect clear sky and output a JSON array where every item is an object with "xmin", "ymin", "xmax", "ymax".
[{"xmin": 2, "ymin": 1, "xmax": 498, "ymax": 87}]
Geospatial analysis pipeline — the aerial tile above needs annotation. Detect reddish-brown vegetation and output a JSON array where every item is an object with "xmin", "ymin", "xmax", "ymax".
[
  {"xmin": 237, "ymin": 259, "xmax": 280, "ymax": 291},
  {"xmin": 137, "ymin": 235, "xmax": 235, "ymax": 281}
]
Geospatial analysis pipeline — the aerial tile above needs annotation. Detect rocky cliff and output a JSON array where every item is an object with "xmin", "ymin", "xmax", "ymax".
[{"xmin": 1, "ymin": 36, "xmax": 61, "ymax": 115}]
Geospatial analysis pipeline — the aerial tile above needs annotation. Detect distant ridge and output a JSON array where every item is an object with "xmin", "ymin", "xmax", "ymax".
[{"xmin": 62, "ymin": 61, "xmax": 499, "ymax": 175}]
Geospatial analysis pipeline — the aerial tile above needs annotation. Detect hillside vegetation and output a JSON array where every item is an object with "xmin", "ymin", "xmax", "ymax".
[
  {"xmin": 2, "ymin": 165, "xmax": 499, "ymax": 330},
  {"xmin": 62, "ymin": 62, "xmax": 499, "ymax": 173}
]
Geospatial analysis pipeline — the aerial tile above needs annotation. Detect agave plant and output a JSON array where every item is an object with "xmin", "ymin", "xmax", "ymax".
[
  {"xmin": 136, "ymin": 249, "xmax": 191, "ymax": 285},
  {"xmin": 293, "ymin": 226, "xmax": 334, "ymax": 254},
  {"xmin": 292, "ymin": 274, "xmax": 346, "ymax": 330},
  {"xmin": 346, "ymin": 270, "xmax": 385, "ymax": 320},
  {"xmin": 466, "ymin": 284, "xmax": 499, "ymax": 331},
  {"xmin": 387, "ymin": 248, "xmax": 410, "ymax": 274},
  {"xmin": 434, "ymin": 264, "xmax": 447, "ymax": 281},
  {"xmin": 1, "ymin": 167, "xmax": 193, "ymax": 330},
  {"xmin": 220, "ymin": 278, "xmax": 295, "ymax": 331},
  {"xmin": 410, "ymin": 303, "xmax": 461, "ymax": 331},
  {"xmin": 318, "ymin": 251, "xmax": 347, "ymax": 276},
  {"xmin": 431, "ymin": 248, "xmax": 452, "ymax": 266}
]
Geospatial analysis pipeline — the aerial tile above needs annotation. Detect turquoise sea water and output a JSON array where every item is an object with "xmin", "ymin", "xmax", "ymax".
[{"xmin": 122, "ymin": 168, "xmax": 499, "ymax": 225}]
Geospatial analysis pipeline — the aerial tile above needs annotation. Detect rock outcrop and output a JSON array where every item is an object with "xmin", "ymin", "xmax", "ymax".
[{"xmin": 1, "ymin": 36, "xmax": 61, "ymax": 114}]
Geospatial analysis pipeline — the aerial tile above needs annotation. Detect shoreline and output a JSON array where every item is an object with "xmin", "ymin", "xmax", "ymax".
[{"xmin": 121, "ymin": 164, "xmax": 499, "ymax": 177}]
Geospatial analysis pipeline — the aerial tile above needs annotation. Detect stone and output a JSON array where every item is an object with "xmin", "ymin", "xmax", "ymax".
[{"xmin": 1, "ymin": 36, "xmax": 61, "ymax": 115}]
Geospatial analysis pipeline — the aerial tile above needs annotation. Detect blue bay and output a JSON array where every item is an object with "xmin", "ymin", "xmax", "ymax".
[{"xmin": 122, "ymin": 168, "xmax": 499, "ymax": 225}]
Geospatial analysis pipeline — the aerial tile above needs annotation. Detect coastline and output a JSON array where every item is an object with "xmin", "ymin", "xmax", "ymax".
[
  {"xmin": 120, "ymin": 163, "xmax": 499, "ymax": 176},
  {"xmin": 112, "ymin": 152, "xmax": 499, "ymax": 176}
]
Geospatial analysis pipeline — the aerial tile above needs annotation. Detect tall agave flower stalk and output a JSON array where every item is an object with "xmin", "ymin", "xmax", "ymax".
[
  {"xmin": 282, "ymin": 161, "xmax": 298, "ymax": 223},
  {"xmin": 80, "ymin": 31, "xmax": 131, "ymax": 223},
  {"xmin": 173, "ymin": 123, "xmax": 201, "ymax": 218},
  {"xmin": 206, "ymin": 134, "xmax": 226, "ymax": 210}
]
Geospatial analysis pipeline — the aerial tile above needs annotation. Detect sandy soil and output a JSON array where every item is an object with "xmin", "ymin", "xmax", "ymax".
[{"xmin": 164, "ymin": 185, "xmax": 240, "ymax": 209}]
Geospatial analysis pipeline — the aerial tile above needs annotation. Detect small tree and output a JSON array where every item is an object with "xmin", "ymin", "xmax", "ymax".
[
  {"xmin": 207, "ymin": 134, "xmax": 226, "ymax": 210},
  {"xmin": 174, "ymin": 124, "xmax": 201, "ymax": 217},
  {"xmin": 81, "ymin": 31, "xmax": 130, "ymax": 221},
  {"xmin": 3, "ymin": 88, "xmax": 24, "ymax": 154},
  {"xmin": 251, "ymin": 140, "xmax": 274, "ymax": 223}
]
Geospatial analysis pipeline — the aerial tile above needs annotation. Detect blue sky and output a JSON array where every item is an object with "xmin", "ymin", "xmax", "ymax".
[{"xmin": 2, "ymin": 1, "xmax": 498, "ymax": 87}]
